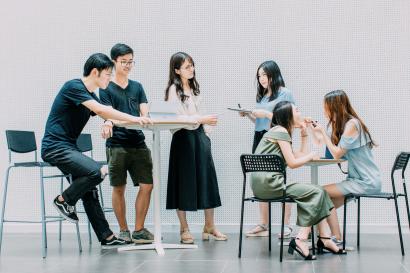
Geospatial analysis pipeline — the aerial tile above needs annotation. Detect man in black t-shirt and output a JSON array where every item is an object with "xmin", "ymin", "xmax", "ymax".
[
  {"xmin": 100, "ymin": 44, "xmax": 154, "ymax": 243},
  {"xmin": 41, "ymin": 53, "xmax": 152, "ymax": 249}
]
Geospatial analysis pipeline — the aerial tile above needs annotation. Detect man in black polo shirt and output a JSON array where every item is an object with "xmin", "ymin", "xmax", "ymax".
[
  {"xmin": 41, "ymin": 53, "xmax": 152, "ymax": 248},
  {"xmin": 100, "ymin": 44, "xmax": 154, "ymax": 244}
]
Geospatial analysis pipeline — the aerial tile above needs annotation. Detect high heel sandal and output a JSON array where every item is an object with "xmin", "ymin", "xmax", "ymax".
[
  {"xmin": 316, "ymin": 236, "xmax": 347, "ymax": 255},
  {"xmin": 202, "ymin": 226, "xmax": 228, "ymax": 241},
  {"xmin": 288, "ymin": 238, "xmax": 316, "ymax": 260},
  {"xmin": 180, "ymin": 228, "xmax": 194, "ymax": 244}
]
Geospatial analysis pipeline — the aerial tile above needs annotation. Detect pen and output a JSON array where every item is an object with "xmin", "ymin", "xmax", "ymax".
[{"xmin": 238, "ymin": 103, "xmax": 241, "ymax": 109}]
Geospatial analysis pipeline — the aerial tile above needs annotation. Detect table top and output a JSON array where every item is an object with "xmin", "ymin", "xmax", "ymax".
[
  {"xmin": 115, "ymin": 119, "xmax": 197, "ymax": 131},
  {"xmin": 305, "ymin": 158, "xmax": 346, "ymax": 166}
]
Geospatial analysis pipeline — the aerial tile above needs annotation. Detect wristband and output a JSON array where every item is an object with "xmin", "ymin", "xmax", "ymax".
[{"xmin": 104, "ymin": 120, "xmax": 114, "ymax": 126}]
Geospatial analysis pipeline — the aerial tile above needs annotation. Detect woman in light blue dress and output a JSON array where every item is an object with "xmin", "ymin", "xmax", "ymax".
[{"xmin": 311, "ymin": 90, "xmax": 381, "ymax": 242}]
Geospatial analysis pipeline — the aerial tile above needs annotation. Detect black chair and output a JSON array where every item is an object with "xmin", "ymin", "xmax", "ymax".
[
  {"xmin": 238, "ymin": 154, "xmax": 315, "ymax": 262},
  {"xmin": 342, "ymin": 152, "xmax": 410, "ymax": 255},
  {"xmin": 0, "ymin": 130, "xmax": 82, "ymax": 258},
  {"xmin": 76, "ymin": 133, "xmax": 113, "ymax": 244}
]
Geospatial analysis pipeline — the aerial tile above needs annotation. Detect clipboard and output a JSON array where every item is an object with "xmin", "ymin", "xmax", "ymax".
[{"xmin": 227, "ymin": 107, "xmax": 252, "ymax": 113}]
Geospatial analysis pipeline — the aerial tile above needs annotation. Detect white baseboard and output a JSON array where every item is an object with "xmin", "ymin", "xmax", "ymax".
[{"xmin": 1, "ymin": 223, "xmax": 408, "ymax": 234}]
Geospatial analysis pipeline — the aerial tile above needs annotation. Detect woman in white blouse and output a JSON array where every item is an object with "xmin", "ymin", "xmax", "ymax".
[{"xmin": 164, "ymin": 52, "xmax": 227, "ymax": 244}]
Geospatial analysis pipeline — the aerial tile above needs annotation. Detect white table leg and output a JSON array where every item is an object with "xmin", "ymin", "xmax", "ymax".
[
  {"xmin": 152, "ymin": 129, "xmax": 162, "ymax": 249},
  {"xmin": 118, "ymin": 129, "xmax": 197, "ymax": 255}
]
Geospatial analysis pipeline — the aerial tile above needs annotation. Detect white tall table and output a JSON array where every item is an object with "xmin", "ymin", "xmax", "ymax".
[
  {"xmin": 115, "ymin": 121, "xmax": 198, "ymax": 255},
  {"xmin": 305, "ymin": 159, "xmax": 346, "ymax": 185}
]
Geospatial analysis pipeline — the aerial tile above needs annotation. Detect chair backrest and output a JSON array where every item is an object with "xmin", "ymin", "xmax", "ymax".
[
  {"xmin": 240, "ymin": 154, "xmax": 286, "ymax": 175},
  {"xmin": 76, "ymin": 134, "xmax": 93, "ymax": 153},
  {"xmin": 5, "ymin": 130, "xmax": 37, "ymax": 153},
  {"xmin": 391, "ymin": 152, "xmax": 410, "ymax": 178}
]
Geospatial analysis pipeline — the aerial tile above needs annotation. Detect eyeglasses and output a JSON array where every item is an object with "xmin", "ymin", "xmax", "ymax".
[{"xmin": 119, "ymin": 60, "xmax": 135, "ymax": 67}]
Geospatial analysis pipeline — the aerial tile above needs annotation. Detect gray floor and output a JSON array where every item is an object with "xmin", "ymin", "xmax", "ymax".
[{"xmin": 0, "ymin": 232, "xmax": 410, "ymax": 273}]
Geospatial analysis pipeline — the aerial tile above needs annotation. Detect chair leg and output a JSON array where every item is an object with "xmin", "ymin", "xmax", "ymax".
[
  {"xmin": 238, "ymin": 199, "xmax": 246, "ymax": 258},
  {"xmin": 0, "ymin": 166, "xmax": 12, "ymax": 254},
  {"xmin": 343, "ymin": 197, "xmax": 347, "ymax": 250},
  {"xmin": 279, "ymin": 202, "xmax": 285, "ymax": 262},
  {"xmin": 357, "ymin": 197, "xmax": 360, "ymax": 248},
  {"xmin": 58, "ymin": 177, "xmax": 63, "ymax": 242},
  {"xmin": 393, "ymin": 197, "xmax": 405, "ymax": 256},
  {"xmin": 268, "ymin": 202, "xmax": 271, "ymax": 252},
  {"xmin": 311, "ymin": 226, "xmax": 315, "ymax": 255},
  {"xmin": 402, "ymin": 183, "xmax": 410, "ymax": 231},
  {"xmin": 40, "ymin": 167, "xmax": 47, "ymax": 258},
  {"xmin": 98, "ymin": 184, "xmax": 105, "ymax": 210},
  {"xmin": 75, "ymin": 219, "xmax": 83, "ymax": 253}
]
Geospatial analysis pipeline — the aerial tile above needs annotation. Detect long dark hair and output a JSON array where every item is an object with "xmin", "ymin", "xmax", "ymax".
[
  {"xmin": 324, "ymin": 90, "xmax": 376, "ymax": 148},
  {"xmin": 164, "ymin": 52, "xmax": 200, "ymax": 102},
  {"xmin": 271, "ymin": 101, "xmax": 294, "ymax": 137},
  {"xmin": 256, "ymin": 60, "xmax": 285, "ymax": 103}
]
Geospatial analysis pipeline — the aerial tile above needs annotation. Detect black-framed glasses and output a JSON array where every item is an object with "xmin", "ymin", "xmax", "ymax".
[{"xmin": 119, "ymin": 60, "xmax": 135, "ymax": 67}]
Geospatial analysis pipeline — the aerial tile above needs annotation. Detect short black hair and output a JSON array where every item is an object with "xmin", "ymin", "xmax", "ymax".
[
  {"xmin": 83, "ymin": 53, "xmax": 114, "ymax": 77},
  {"xmin": 110, "ymin": 43, "xmax": 134, "ymax": 61}
]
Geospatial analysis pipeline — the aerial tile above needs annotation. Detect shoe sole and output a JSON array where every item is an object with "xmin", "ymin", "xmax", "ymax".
[
  {"xmin": 101, "ymin": 244, "xmax": 127, "ymax": 249},
  {"xmin": 180, "ymin": 240, "xmax": 194, "ymax": 244},
  {"xmin": 132, "ymin": 239, "xmax": 154, "ymax": 244},
  {"xmin": 277, "ymin": 233, "xmax": 292, "ymax": 239},
  {"xmin": 245, "ymin": 231, "xmax": 269, "ymax": 237},
  {"xmin": 52, "ymin": 202, "xmax": 79, "ymax": 224}
]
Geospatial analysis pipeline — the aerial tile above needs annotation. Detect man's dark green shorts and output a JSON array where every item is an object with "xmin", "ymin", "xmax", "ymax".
[{"xmin": 106, "ymin": 147, "xmax": 153, "ymax": 187}]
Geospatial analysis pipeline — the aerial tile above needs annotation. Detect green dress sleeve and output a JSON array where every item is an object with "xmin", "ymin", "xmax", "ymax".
[{"xmin": 263, "ymin": 128, "xmax": 292, "ymax": 143}]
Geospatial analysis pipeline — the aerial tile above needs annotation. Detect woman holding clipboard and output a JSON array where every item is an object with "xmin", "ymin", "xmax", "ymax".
[{"xmin": 239, "ymin": 60, "xmax": 295, "ymax": 238}]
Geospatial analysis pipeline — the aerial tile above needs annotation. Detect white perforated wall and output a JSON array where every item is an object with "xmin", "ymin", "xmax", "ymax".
[{"xmin": 0, "ymin": 0, "xmax": 409, "ymax": 232}]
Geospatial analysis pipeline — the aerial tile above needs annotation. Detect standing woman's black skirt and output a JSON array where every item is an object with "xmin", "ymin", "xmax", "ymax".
[
  {"xmin": 252, "ymin": 130, "xmax": 268, "ymax": 153},
  {"xmin": 166, "ymin": 125, "xmax": 221, "ymax": 211}
]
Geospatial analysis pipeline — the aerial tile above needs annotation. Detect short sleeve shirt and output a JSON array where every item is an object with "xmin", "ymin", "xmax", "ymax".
[
  {"xmin": 41, "ymin": 79, "xmax": 99, "ymax": 156},
  {"xmin": 99, "ymin": 80, "xmax": 148, "ymax": 148}
]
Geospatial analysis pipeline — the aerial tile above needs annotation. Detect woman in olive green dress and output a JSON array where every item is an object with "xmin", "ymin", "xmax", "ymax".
[{"xmin": 251, "ymin": 101, "xmax": 346, "ymax": 260}]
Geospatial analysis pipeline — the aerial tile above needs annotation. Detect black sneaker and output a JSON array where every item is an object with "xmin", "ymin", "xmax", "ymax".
[
  {"xmin": 52, "ymin": 196, "xmax": 79, "ymax": 223},
  {"xmin": 101, "ymin": 236, "xmax": 128, "ymax": 249}
]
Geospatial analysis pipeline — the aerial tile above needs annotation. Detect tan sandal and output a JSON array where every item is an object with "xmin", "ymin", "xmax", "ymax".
[
  {"xmin": 180, "ymin": 228, "xmax": 194, "ymax": 244},
  {"xmin": 246, "ymin": 224, "xmax": 269, "ymax": 237},
  {"xmin": 202, "ymin": 226, "xmax": 228, "ymax": 241}
]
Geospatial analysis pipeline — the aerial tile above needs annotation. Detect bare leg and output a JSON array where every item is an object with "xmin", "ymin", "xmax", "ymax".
[
  {"xmin": 112, "ymin": 184, "xmax": 127, "ymax": 231},
  {"xmin": 204, "ymin": 208, "xmax": 214, "ymax": 228},
  {"xmin": 317, "ymin": 209, "xmax": 343, "ymax": 252},
  {"xmin": 204, "ymin": 209, "xmax": 227, "ymax": 239},
  {"xmin": 323, "ymin": 184, "xmax": 345, "ymax": 208},
  {"xmin": 295, "ymin": 227, "xmax": 311, "ymax": 256},
  {"xmin": 260, "ymin": 203, "xmax": 292, "ymax": 225},
  {"xmin": 177, "ymin": 210, "xmax": 194, "ymax": 243},
  {"xmin": 323, "ymin": 184, "xmax": 346, "ymax": 240},
  {"xmin": 134, "ymin": 184, "xmax": 153, "ymax": 231},
  {"xmin": 284, "ymin": 203, "xmax": 292, "ymax": 225},
  {"xmin": 259, "ymin": 203, "xmax": 269, "ymax": 225},
  {"xmin": 177, "ymin": 209, "xmax": 189, "ymax": 230}
]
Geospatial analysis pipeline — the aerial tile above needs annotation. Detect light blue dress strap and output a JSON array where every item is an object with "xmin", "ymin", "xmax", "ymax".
[{"xmin": 338, "ymin": 119, "xmax": 369, "ymax": 150}]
